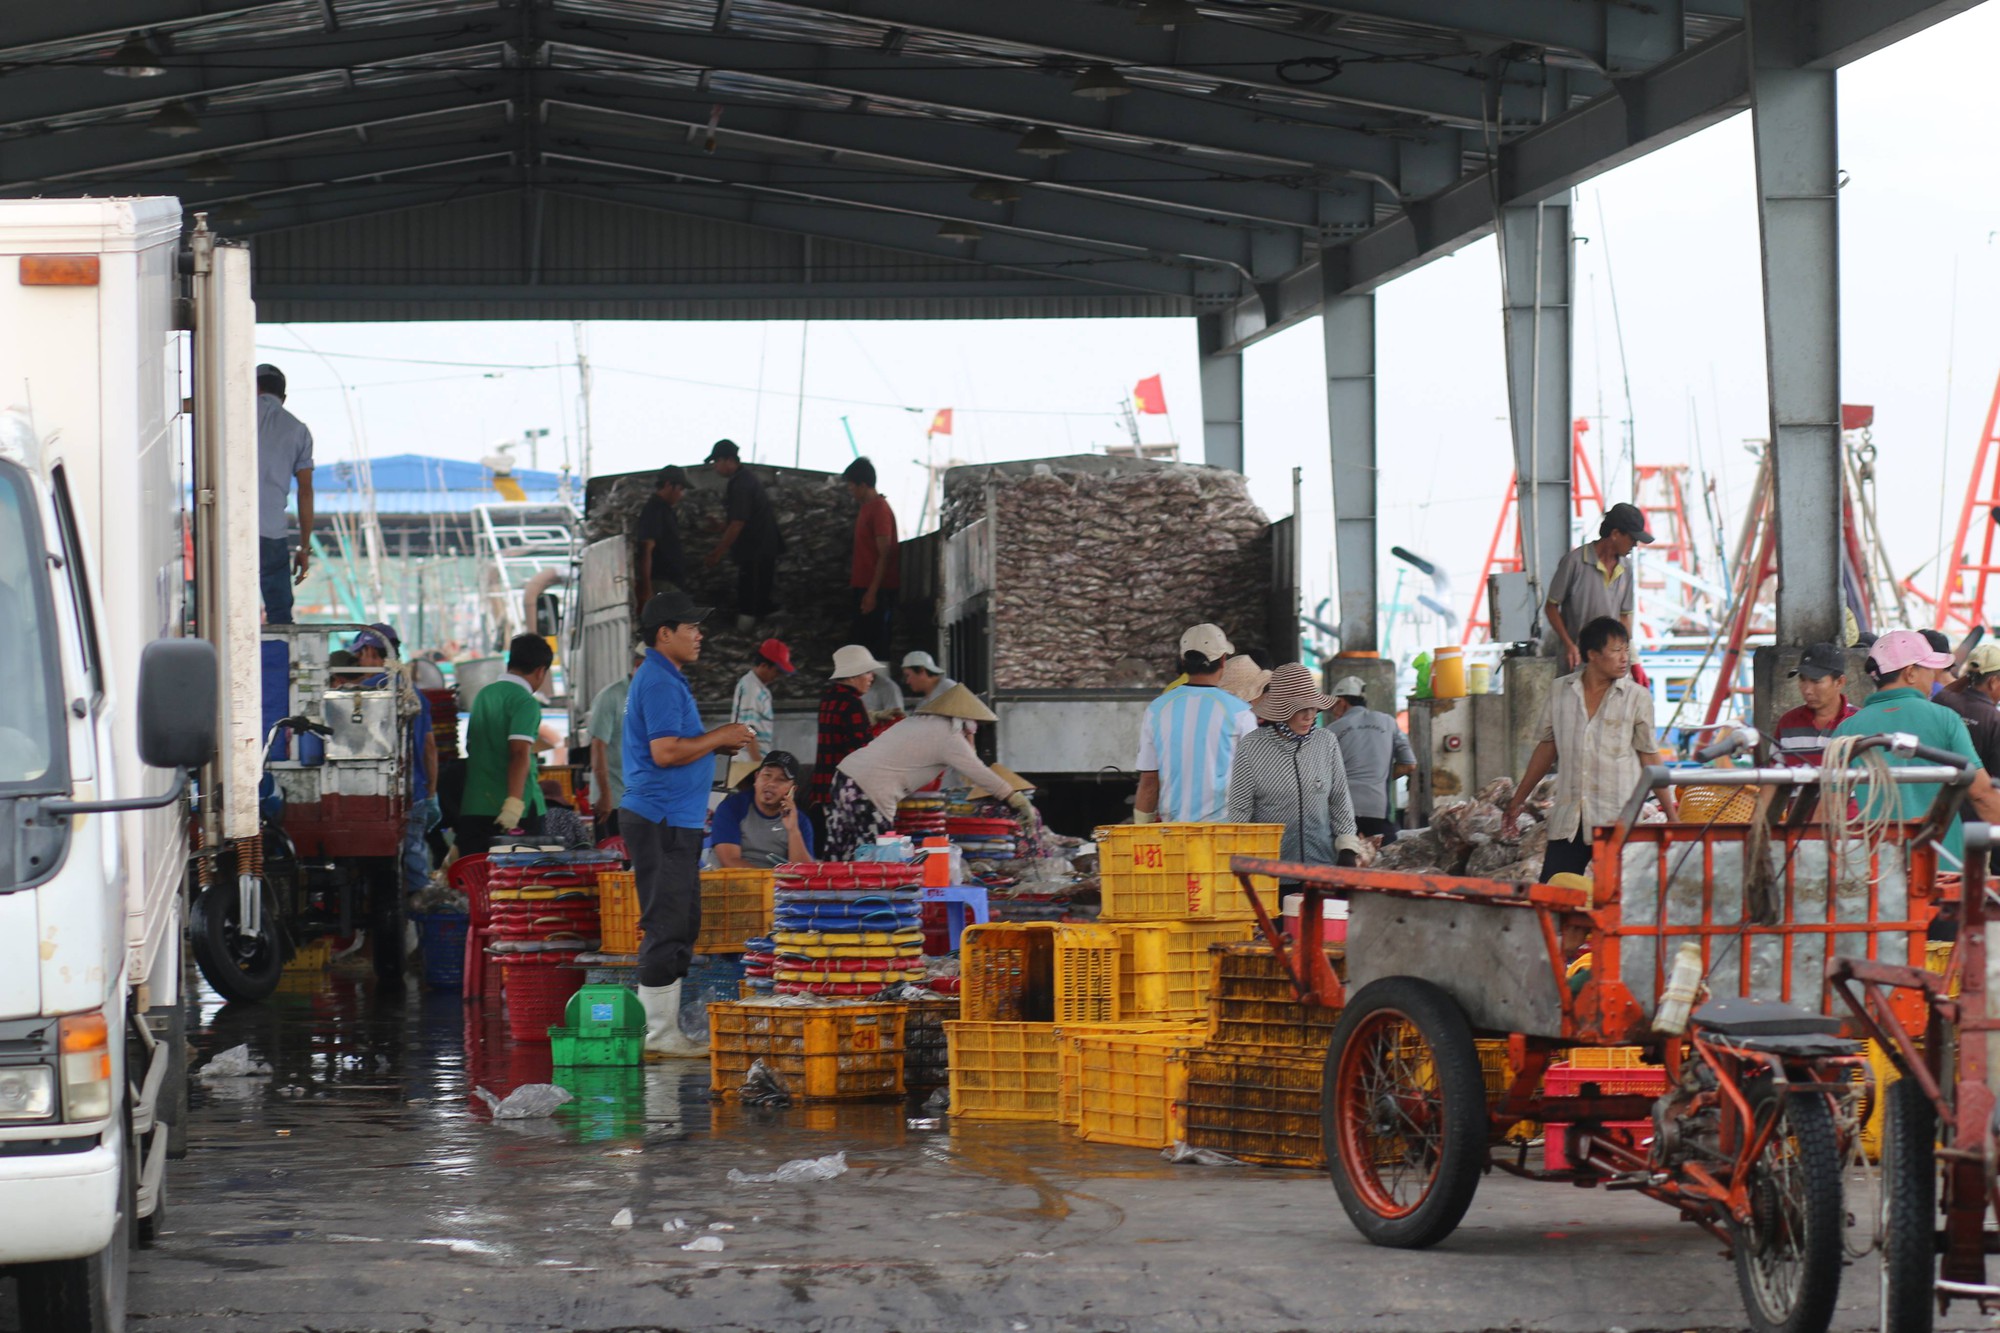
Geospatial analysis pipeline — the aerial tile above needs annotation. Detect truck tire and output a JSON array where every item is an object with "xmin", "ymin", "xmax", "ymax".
[
  {"xmin": 190, "ymin": 879, "xmax": 283, "ymax": 1004},
  {"xmin": 15, "ymin": 1119, "xmax": 131, "ymax": 1332}
]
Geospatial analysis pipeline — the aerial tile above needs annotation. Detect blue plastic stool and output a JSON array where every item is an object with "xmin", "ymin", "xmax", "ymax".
[{"xmin": 919, "ymin": 884, "xmax": 990, "ymax": 952}]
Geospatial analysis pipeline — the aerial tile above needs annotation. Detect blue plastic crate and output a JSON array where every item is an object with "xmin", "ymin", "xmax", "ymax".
[{"xmin": 411, "ymin": 912, "xmax": 469, "ymax": 992}]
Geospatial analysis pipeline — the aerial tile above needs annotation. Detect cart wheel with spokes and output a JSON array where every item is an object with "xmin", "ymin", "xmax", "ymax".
[
  {"xmin": 1878, "ymin": 1076, "xmax": 1937, "ymax": 1333},
  {"xmin": 1322, "ymin": 976, "xmax": 1488, "ymax": 1249},
  {"xmin": 1731, "ymin": 1080, "xmax": 1844, "ymax": 1333}
]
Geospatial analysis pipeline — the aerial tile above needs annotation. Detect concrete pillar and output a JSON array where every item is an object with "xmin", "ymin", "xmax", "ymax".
[
  {"xmin": 1749, "ymin": 0, "xmax": 1843, "ymax": 646},
  {"xmin": 1197, "ymin": 332, "xmax": 1244, "ymax": 472},
  {"xmin": 1324, "ymin": 284, "xmax": 1378, "ymax": 653},
  {"xmin": 1499, "ymin": 195, "xmax": 1574, "ymax": 629}
]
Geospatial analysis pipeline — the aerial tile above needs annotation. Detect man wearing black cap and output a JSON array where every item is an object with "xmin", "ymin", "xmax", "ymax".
[
  {"xmin": 1773, "ymin": 642, "xmax": 1856, "ymax": 768},
  {"xmin": 621, "ymin": 589, "xmax": 756, "ymax": 1059},
  {"xmin": 634, "ymin": 465, "xmax": 689, "ymax": 607},
  {"xmin": 701, "ymin": 439, "xmax": 784, "ymax": 631},
  {"xmin": 706, "ymin": 751, "xmax": 814, "ymax": 869},
  {"xmin": 255, "ymin": 363, "xmax": 315, "ymax": 624},
  {"xmin": 1543, "ymin": 502, "xmax": 1651, "ymax": 671}
]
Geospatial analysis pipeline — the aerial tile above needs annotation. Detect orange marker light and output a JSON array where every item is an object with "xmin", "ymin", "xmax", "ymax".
[{"xmin": 20, "ymin": 255, "xmax": 100, "ymax": 286}]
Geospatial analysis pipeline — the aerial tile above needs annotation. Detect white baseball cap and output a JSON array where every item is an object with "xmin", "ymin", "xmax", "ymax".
[
  {"xmin": 1330, "ymin": 675, "xmax": 1367, "ymax": 699},
  {"xmin": 902, "ymin": 650, "xmax": 944, "ymax": 673},
  {"xmin": 1180, "ymin": 623, "xmax": 1233, "ymax": 660}
]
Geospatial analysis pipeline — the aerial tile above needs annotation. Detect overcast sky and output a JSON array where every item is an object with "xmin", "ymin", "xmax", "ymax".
[{"xmin": 258, "ymin": 3, "xmax": 2000, "ymax": 662}]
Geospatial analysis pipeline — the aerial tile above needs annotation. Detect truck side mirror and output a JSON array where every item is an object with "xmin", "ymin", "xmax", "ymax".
[{"xmin": 137, "ymin": 638, "xmax": 217, "ymax": 770}]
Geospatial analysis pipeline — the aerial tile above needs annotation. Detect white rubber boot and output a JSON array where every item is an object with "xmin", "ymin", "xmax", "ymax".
[{"xmin": 638, "ymin": 982, "xmax": 708, "ymax": 1060}]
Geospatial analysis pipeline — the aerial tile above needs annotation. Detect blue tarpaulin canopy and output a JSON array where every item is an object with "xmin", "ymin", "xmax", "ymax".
[{"xmin": 311, "ymin": 454, "xmax": 568, "ymax": 515}]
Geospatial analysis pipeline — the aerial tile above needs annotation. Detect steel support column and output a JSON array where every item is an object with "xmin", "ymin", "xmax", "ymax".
[
  {"xmin": 1499, "ymin": 194, "xmax": 1574, "ymax": 629},
  {"xmin": 1197, "ymin": 331, "xmax": 1244, "ymax": 473},
  {"xmin": 1325, "ymin": 280, "xmax": 1378, "ymax": 653},
  {"xmin": 1749, "ymin": 0, "xmax": 1843, "ymax": 646}
]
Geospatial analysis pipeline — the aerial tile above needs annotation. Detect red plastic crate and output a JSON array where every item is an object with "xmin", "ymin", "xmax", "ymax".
[
  {"xmin": 1542, "ymin": 1064, "xmax": 1668, "ymax": 1099},
  {"xmin": 1544, "ymin": 1120, "xmax": 1652, "ymax": 1171}
]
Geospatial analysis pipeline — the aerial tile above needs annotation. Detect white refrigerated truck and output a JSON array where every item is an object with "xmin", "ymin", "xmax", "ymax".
[{"xmin": 0, "ymin": 200, "xmax": 258, "ymax": 1332}]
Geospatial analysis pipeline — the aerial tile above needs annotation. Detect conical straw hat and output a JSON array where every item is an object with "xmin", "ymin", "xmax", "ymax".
[{"xmin": 916, "ymin": 682, "xmax": 998, "ymax": 723}]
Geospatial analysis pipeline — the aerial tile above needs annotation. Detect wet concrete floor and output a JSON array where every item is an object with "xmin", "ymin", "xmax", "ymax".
[{"xmin": 0, "ymin": 973, "xmax": 1975, "ymax": 1332}]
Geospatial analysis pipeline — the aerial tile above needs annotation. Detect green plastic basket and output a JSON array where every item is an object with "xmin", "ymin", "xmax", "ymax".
[{"xmin": 548, "ymin": 984, "xmax": 647, "ymax": 1065}]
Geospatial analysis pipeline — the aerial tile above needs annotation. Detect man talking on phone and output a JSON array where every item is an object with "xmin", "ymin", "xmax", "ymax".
[{"xmin": 706, "ymin": 751, "xmax": 814, "ymax": 868}]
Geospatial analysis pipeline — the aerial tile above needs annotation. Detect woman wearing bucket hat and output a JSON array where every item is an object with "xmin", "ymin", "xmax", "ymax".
[
  {"xmin": 809, "ymin": 645, "xmax": 888, "ymax": 836},
  {"xmin": 1226, "ymin": 664, "xmax": 1366, "ymax": 873},
  {"xmin": 826, "ymin": 684, "xmax": 1036, "ymax": 860}
]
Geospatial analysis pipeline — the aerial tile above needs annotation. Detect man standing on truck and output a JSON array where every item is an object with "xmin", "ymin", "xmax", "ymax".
[
  {"xmin": 1134, "ymin": 624, "xmax": 1257, "ymax": 824},
  {"xmin": 1327, "ymin": 675, "xmax": 1418, "ymax": 842},
  {"xmin": 255, "ymin": 363, "xmax": 314, "ymax": 624},
  {"xmin": 633, "ymin": 465, "xmax": 689, "ymax": 607},
  {"xmin": 622, "ymin": 590, "xmax": 756, "ymax": 1058},
  {"xmin": 702, "ymin": 439, "xmax": 784, "ymax": 631},
  {"xmin": 456, "ymin": 633, "xmax": 554, "ymax": 855},
  {"xmin": 843, "ymin": 456, "xmax": 900, "ymax": 659},
  {"xmin": 588, "ymin": 640, "xmax": 645, "ymax": 841},
  {"xmin": 354, "ymin": 623, "xmax": 439, "ymax": 899}
]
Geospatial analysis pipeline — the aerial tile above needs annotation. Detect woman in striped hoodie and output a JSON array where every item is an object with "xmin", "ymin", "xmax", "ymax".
[{"xmin": 1226, "ymin": 663, "xmax": 1367, "ymax": 869}]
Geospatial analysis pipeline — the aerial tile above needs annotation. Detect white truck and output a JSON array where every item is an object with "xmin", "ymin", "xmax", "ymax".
[{"xmin": 0, "ymin": 200, "xmax": 258, "ymax": 1331}]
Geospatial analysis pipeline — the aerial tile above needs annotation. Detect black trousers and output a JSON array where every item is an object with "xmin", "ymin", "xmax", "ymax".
[
  {"xmin": 849, "ymin": 587, "xmax": 897, "ymax": 660},
  {"xmin": 623, "ymin": 809, "xmax": 704, "ymax": 987},
  {"xmin": 1354, "ymin": 815, "xmax": 1399, "ymax": 845},
  {"xmin": 1539, "ymin": 833, "xmax": 1593, "ymax": 883},
  {"xmin": 735, "ymin": 551, "xmax": 779, "ymax": 620},
  {"xmin": 452, "ymin": 811, "xmax": 543, "ymax": 858}
]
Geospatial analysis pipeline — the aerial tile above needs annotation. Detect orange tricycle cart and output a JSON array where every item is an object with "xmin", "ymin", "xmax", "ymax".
[{"xmin": 1236, "ymin": 731, "xmax": 1975, "ymax": 1333}]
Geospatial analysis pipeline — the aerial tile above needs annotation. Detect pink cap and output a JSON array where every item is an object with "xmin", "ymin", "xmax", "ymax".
[{"xmin": 1868, "ymin": 629, "xmax": 1953, "ymax": 675}]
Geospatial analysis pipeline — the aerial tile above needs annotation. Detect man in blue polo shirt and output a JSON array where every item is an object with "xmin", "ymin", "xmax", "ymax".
[{"xmin": 622, "ymin": 590, "xmax": 756, "ymax": 1059}]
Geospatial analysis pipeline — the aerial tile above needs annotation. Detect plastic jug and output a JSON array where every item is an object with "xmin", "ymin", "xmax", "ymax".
[
  {"xmin": 1468, "ymin": 661, "xmax": 1492, "ymax": 695},
  {"xmin": 1431, "ymin": 645, "xmax": 1467, "ymax": 699}
]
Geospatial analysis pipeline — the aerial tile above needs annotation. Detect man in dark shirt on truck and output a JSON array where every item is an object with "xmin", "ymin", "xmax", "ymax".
[
  {"xmin": 702, "ymin": 439, "xmax": 784, "ymax": 631},
  {"xmin": 633, "ymin": 465, "xmax": 689, "ymax": 606}
]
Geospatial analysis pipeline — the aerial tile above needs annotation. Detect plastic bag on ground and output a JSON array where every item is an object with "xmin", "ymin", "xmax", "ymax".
[
  {"xmin": 611, "ymin": 1208, "xmax": 634, "ymax": 1228},
  {"xmin": 739, "ymin": 1058, "xmax": 793, "ymax": 1107},
  {"xmin": 681, "ymin": 1234, "xmax": 726, "ymax": 1252},
  {"xmin": 1162, "ymin": 1141, "xmax": 1244, "ymax": 1166},
  {"xmin": 922, "ymin": 1086, "xmax": 949, "ymax": 1114},
  {"xmin": 727, "ymin": 1151, "xmax": 848, "ymax": 1185},
  {"xmin": 198, "ymin": 1044, "xmax": 272, "ymax": 1080},
  {"xmin": 473, "ymin": 1083, "xmax": 575, "ymax": 1119}
]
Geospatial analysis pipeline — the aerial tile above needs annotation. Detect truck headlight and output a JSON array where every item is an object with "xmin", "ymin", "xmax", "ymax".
[
  {"xmin": 0, "ymin": 1065, "xmax": 55, "ymax": 1120},
  {"xmin": 58, "ymin": 1012, "xmax": 113, "ymax": 1122}
]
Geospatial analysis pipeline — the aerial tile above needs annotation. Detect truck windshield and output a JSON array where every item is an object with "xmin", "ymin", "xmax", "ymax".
[{"xmin": 0, "ymin": 465, "xmax": 61, "ymax": 791}]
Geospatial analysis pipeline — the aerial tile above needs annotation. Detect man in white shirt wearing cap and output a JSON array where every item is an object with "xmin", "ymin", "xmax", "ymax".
[
  {"xmin": 901, "ymin": 650, "xmax": 956, "ymax": 708},
  {"xmin": 1134, "ymin": 623, "xmax": 1257, "ymax": 824},
  {"xmin": 1328, "ymin": 675, "xmax": 1417, "ymax": 842}
]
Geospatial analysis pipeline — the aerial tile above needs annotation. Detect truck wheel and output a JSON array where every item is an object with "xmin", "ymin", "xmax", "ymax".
[
  {"xmin": 1322, "ymin": 976, "xmax": 1488, "ymax": 1250},
  {"xmin": 16, "ymin": 1119, "xmax": 131, "ymax": 1332},
  {"xmin": 190, "ymin": 880, "xmax": 283, "ymax": 1004}
]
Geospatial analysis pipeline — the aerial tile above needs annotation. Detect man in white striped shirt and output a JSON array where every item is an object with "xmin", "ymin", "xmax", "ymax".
[{"xmin": 1134, "ymin": 623, "xmax": 1258, "ymax": 823}]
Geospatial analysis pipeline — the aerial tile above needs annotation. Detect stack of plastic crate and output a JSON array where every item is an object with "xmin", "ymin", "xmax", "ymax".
[{"xmin": 769, "ymin": 861, "xmax": 924, "ymax": 996}]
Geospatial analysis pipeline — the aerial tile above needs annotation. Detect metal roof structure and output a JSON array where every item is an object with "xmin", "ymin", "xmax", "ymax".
[{"xmin": 0, "ymin": 1, "xmax": 1973, "ymax": 337}]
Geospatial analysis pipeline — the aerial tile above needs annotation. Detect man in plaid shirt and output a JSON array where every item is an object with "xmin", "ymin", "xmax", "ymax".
[{"xmin": 810, "ymin": 645, "xmax": 886, "ymax": 844}]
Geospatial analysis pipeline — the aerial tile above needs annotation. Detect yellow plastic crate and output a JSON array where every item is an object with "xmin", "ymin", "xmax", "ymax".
[
  {"xmin": 708, "ymin": 1001, "xmax": 904, "ymax": 1101},
  {"xmin": 947, "ymin": 1021, "xmax": 1060, "ymax": 1121},
  {"xmin": 1052, "ymin": 924, "xmax": 1121, "ymax": 1025},
  {"xmin": 1563, "ymin": 1045, "xmax": 1654, "ymax": 1070},
  {"xmin": 1094, "ymin": 823, "xmax": 1283, "ymax": 921},
  {"xmin": 696, "ymin": 868, "xmax": 775, "ymax": 956},
  {"xmin": 1182, "ymin": 1047, "xmax": 1324, "ymax": 1168},
  {"xmin": 1116, "ymin": 921, "xmax": 1253, "ymax": 1019},
  {"xmin": 961, "ymin": 924, "xmax": 1056, "ymax": 1022},
  {"xmin": 1055, "ymin": 1020, "xmax": 1204, "ymax": 1127},
  {"xmin": 1205, "ymin": 940, "xmax": 1344, "ymax": 1051},
  {"xmin": 1074, "ymin": 1032, "xmax": 1194, "ymax": 1149},
  {"xmin": 597, "ymin": 870, "xmax": 641, "ymax": 955}
]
